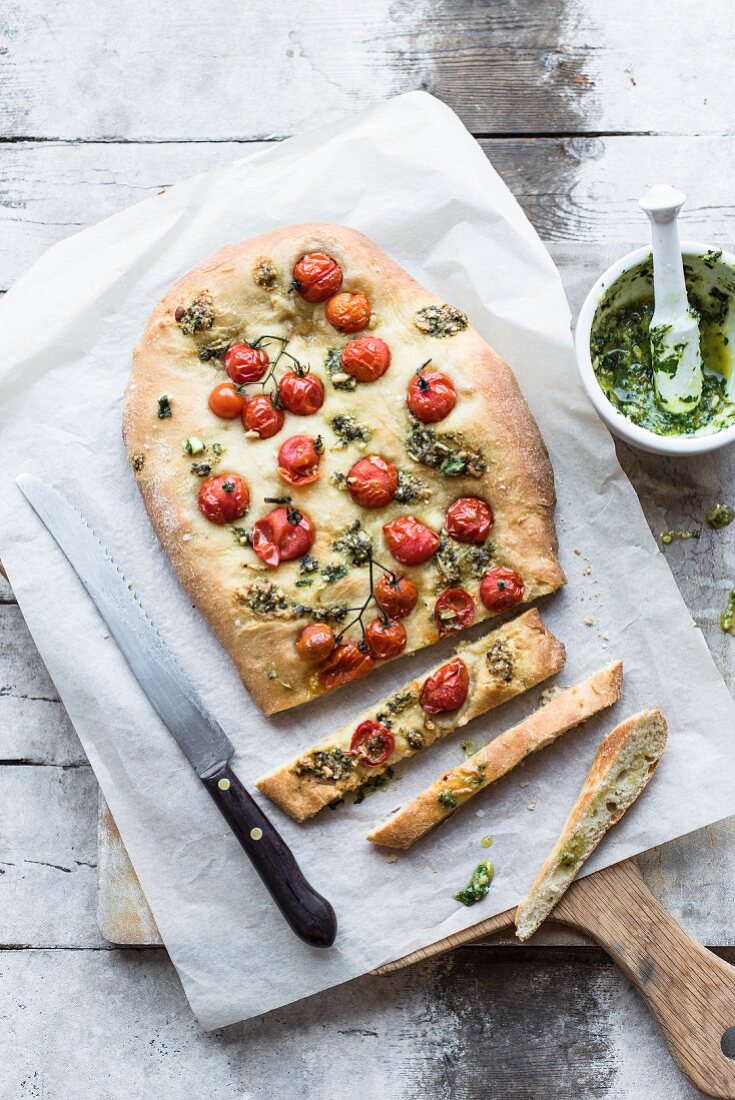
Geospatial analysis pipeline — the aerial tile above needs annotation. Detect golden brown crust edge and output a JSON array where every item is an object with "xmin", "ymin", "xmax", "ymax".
[
  {"xmin": 257, "ymin": 608, "xmax": 565, "ymax": 823},
  {"xmin": 367, "ymin": 660, "xmax": 624, "ymax": 850},
  {"xmin": 124, "ymin": 223, "xmax": 565, "ymax": 716}
]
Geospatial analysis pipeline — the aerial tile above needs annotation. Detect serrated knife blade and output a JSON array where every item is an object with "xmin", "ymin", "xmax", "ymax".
[{"xmin": 16, "ymin": 474, "xmax": 337, "ymax": 948}]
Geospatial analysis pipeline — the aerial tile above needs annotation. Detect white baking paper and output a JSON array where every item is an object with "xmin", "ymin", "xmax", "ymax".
[{"xmin": 2, "ymin": 92, "xmax": 735, "ymax": 1030}]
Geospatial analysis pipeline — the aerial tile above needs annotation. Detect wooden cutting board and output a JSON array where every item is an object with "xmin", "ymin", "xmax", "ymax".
[{"xmin": 98, "ymin": 797, "xmax": 735, "ymax": 1098}]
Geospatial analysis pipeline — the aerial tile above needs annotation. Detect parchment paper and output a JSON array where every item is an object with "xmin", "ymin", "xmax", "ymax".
[{"xmin": 2, "ymin": 92, "xmax": 735, "ymax": 1030}]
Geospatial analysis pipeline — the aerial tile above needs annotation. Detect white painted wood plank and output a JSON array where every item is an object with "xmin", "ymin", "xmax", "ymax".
[
  {"xmin": 1, "ymin": 0, "xmax": 733, "ymax": 140},
  {"xmin": 0, "ymin": 945, "xmax": 707, "ymax": 1098},
  {"xmin": 0, "ymin": 765, "xmax": 105, "ymax": 947},
  {"xmin": 1, "ymin": 137, "xmax": 735, "ymax": 292}
]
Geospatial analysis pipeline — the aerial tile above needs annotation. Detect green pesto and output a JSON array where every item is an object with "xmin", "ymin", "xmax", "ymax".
[
  {"xmin": 660, "ymin": 529, "xmax": 700, "ymax": 545},
  {"xmin": 438, "ymin": 790, "xmax": 458, "ymax": 810},
  {"xmin": 721, "ymin": 591, "xmax": 735, "ymax": 635},
  {"xmin": 707, "ymin": 503, "xmax": 735, "ymax": 530},
  {"xmin": 591, "ymin": 280, "xmax": 734, "ymax": 437},
  {"xmin": 454, "ymin": 860, "xmax": 494, "ymax": 906}
]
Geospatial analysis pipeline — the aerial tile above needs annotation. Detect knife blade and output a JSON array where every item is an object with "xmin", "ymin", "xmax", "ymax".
[{"xmin": 17, "ymin": 475, "xmax": 337, "ymax": 948}]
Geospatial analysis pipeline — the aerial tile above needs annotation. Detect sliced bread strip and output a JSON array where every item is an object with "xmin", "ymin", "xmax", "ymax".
[
  {"xmin": 257, "ymin": 608, "xmax": 565, "ymax": 822},
  {"xmin": 514, "ymin": 708, "xmax": 668, "ymax": 942},
  {"xmin": 367, "ymin": 661, "xmax": 623, "ymax": 850}
]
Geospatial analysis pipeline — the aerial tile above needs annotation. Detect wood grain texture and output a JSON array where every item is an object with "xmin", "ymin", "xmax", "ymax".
[
  {"xmin": 2, "ymin": 138, "xmax": 735, "ymax": 291},
  {"xmin": 1, "ymin": 0, "xmax": 734, "ymax": 141}
]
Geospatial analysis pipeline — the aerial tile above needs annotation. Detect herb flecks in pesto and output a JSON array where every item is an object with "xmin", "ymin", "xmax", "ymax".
[
  {"xmin": 295, "ymin": 748, "xmax": 356, "ymax": 782},
  {"xmin": 253, "ymin": 258, "xmax": 277, "ymax": 289},
  {"xmin": 322, "ymin": 562, "xmax": 349, "ymax": 584},
  {"xmin": 438, "ymin": 791, "xmax": 458, "ymax": 810},
  {"xmin": 394, "ymin": 470, "xmax": 431, "ymax": 504},
  {"xmin": 415, "ymin": 304, "xmax": 468, "ymax": 338},
  {"xmin": 407, "ymin": 420, "xmax": 485, "ymax": 478},
  {"xmin": 325, "ymin": 348, "xmax": 357, "ymax": 391},
  {"xmin": 354, "ymin": 767, "xmax": 395, "ymax": 804},
  {"xmin": 721, "ymin": 591, "xmax": 735, "ymax": 635},
  {"xmin": 131, "ymin": 453, "xmax": 145, "ymax": 472},
  {"xmin": 157, "ymin": 394, "xmax": 172, "ymax": 419},
  {"xmin": 660, "ymin": 529, "xmax": 700, "ymax": 545},
  {"xmin": 299, "ymin": 554, "xmax": 319, "ymax": 574},
  {"xmin": 332, "ymin": 520, "xmax": 373, "ymax": 566},
  {"xmin": 331, "ymin": 414, "xmax": 372, "ymax": 448},
  {"xmin": 454, "ymin": 860, "xmax": 494, "ymax": 906},
  {"xmin": 487, "ymin": 639, "xmax": 514, "ymax": 682},
  {"xmin": 177, "ymin": 294, "xmax": 215, "ymax": 335},
  {"xmin": 707, "ymin": 503, "xmax": 735, "ymax": 530},
  {"xmin": 590, "ymin": 262, "xmax": 735, "ymax": 437},
  {"xmin": 240, "ymin": 580, "xmax": 297, "ymax": 619},
  {"xmin": 191, "ymin": 462, "xmax": 212, "ymax": 477}
]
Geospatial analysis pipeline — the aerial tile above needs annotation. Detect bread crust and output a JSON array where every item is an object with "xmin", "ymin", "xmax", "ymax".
[
  {"xmin": 257, "ymin": 608, "xmax": 565, "ymax": 822},
  {"xmin": 367, "ymin": 660, "xmax": 623, "ymax": 850},
  {"xmin": 514, "ymin": 708, "xmax": 668, "ymax": 941},
  {"xmin": 124, "ymin": 224, "xmax": 565, "ymax": 715}
]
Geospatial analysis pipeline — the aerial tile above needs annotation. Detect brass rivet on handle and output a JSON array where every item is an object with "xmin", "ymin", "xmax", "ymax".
[
  {"xmin": 250, "ymin": 827, "xmax": 263, "ymax": 841},
  {"xmin": 218, "ymin": 778, "xmax": 231, "ymax": 791}
]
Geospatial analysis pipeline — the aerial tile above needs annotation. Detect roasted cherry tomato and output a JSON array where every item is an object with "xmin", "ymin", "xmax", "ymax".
[
  {"xmin": 293, "ymin": 252, "xmax": 343, "ymax": 303},
  {"xmin": 295, "ymin": 622, "xmax": 336, "ymax": 664},
  {"xmin": 383, "ymin": 515, "xmax": 440, "ymax": 566},
  {"xmin": 251, "ymin": 505, "xmax": 315, "ymax": 567},
  {"xmin": 341, "ymin": 336, "xmax": 391, "ymax": 382},
  {"xmin": 242, "ymin": 394, "xmax": 285, "ymax": 439},
  {"xmin": 445, "ymin": 497, "xmax": 494, "ymax": 544},
  {"xmin": 479, "ymin": 566, "xmax": 525, "ymax": 611},
  {"xmin": 197, "ymin": 474, "xmax": 249, "ymax": 525},
  {"xmin": 434, "ymin": 587, "xmax": 476, "ymax": 635},
  {"xmin": 375, "ymin": 572, "xmax": 419, "ymax": 620},
  {"xmin": 349, "ymin": 720, "xmax": 395, "ymax": 766},
  {"xmin": 365, "ymin": 617, "xmax": 407, "ymax": 660},
  {"xmin": 347, "ymin": 455, "xmax": 398, "ymax": 508},
  {"xmin": 419, "ymin": 657, "xmax": 470, "ymax": 714},
  {"xmin": 318, "ymin": 642, "xmax": 375, "ymax": 692},
  {"xmin": 277, "ymin": 435, "xmax": 323, "ymax": 486},
  {"xmin": 208, "ymin": 381, "xmax": 246, "ymax": 419},
  {"xmin": 224, "ymin": 343, "xmax": 269, "ymax": 385},
  {"xmin": 278, "ymin": 371, "xmax": 325, "ymax": 416},
  {"xmin": 407, "ymin": 368, "xmax": 456, "ymax": 423},
  {"xmin": 325, "ymin": 291, "xmax": 371, "ymax": 333}
]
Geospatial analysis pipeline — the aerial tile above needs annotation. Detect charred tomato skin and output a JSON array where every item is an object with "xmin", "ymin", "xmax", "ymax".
[{"xmin": 318, "ymin": 642, "xmax": 375, "ymax": 691}]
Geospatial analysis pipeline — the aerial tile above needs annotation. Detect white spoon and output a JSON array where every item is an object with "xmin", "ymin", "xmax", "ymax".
[{"xmin": 639, "ymin": 184, "xmax": 703, "ymax": 415}]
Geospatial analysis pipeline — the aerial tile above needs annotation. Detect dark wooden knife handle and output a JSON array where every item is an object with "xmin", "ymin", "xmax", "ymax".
[{"xmin": 202, "ymin": 762, "xmax": 337, "ymax": 948}]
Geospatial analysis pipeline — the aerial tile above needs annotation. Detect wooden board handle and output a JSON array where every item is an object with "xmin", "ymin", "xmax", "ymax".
[{"xmin": 555, "ymin": 861, "xmax": 735, "ymax": 1098}]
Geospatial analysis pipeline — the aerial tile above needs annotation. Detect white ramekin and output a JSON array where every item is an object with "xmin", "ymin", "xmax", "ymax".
[{"xmin": 574, "ymin": 241, "xmax": 735, "ymax": 457}]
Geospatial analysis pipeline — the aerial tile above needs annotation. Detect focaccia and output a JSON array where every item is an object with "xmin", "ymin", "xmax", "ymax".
[
  {"xmin": 515, "ymin": 708, "xmax": 667, "ymax": 941},
  {"xmin": 257, "ymin": 609, "xmax": 565, "ymax": 821},
  {"xmin": 124, "ymin": 224, "xmax": 565, "ymax": 715},
  {"xmin": 367, "ymin": 661, "xmax": 623, "ymax": 850}
]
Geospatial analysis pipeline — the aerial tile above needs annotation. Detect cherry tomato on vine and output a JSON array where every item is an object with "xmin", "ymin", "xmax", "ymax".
[
  {"xmin": 479, "ymin": 566, "xmax": 525, "ymax": 612},
  {"xmin": 224, "ymin": 343, "xmax": 269, "ymax": 385},
  {"xmin": 434, "ymin": 587, "xmax": 476, "ymax": 635},
  {"xmin": 445, "ymin": 498, "xmax": 493, "ymax": 544},
  {"xmin": 341, "ymin": 336, "xmax": 391, "ymax": 382},
  {"xmin": 375, "ymin": 572, "xmax": 419, "ymax": 620},
  {"xmin": 197, "ymin": 474, "xmax": 249, "ymax": 525},
  {"xmin": 277, "ymin": 435, "xmax": 323, "ymax": 486},
  {"xmin": 318, "ymin": 642, "xmax": 375, "ymax": 692},
  {"xmin": 407, "ymin": 368, "xmax": 456, "ymax": 423},
  {"xmin": 278, "ymin": 371, "xmax": 325, "ymax": 416},
  {"xmin": 325, "ymin": 291, "xmax": 371, "ymax": 333},
  {"xmin": 295, "ymin": 623, "xmax": 336, "ymax": 664},
  {"xmin": 208, "ymin": 382, "xmax": 246, "ymax": 419},
  {"xmin": 242, "ymin": 394, "xmax": 285, "ymax": 439},
  {"xmin": 349, "ymin": 720, "xmax": 395, "ymax": 766},
  {"xmin": 365, "ymin": 617, "xmax": 407, "ymax": 660},
  {"xmin": 347, "ymin": 455, "xmax": 398, "ymax": 508},
  {"xmin": 251, "ymin": 505, "xmax": 315, "ymax": 567},
  {"xmin": 293, "ymin": 252, "xmax": 343, "ymax": 303},
  {"xmin": 383, "ymin": 515, "xmax": 440, "ymax": 566},
  {"xmin": 419, "ymin": 657, "xmax": 470, "ymax": 714}
]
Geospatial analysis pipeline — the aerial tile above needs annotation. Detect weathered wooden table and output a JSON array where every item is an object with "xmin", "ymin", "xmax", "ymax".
[{"xmin": 2, "ymin": 2, "xmax": 735, "ymax": 1096}]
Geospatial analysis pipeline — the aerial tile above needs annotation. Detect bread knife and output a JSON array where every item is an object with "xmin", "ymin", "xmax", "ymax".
[{"xmin": 16, "ymin": 475, "xmax": 337, "ymax": 949}]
